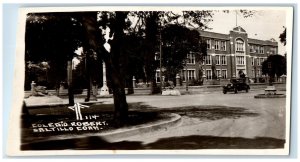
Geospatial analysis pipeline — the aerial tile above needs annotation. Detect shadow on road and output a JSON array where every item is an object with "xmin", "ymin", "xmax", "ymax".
[
  {"xmin": 131, "ymin": 103, "xmax": 260, "ymax": 121},
  {"xmin": 21, "ymin": 135, "xmax": 285, "ymax": 150}
]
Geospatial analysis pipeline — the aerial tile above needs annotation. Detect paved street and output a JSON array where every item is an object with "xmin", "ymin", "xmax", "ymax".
[
  {"xmin": 23, "ymin": 88, "xmax": 287, "ymax": 149},
  {"xmin": 98, "ymin": 89, "xmax": 287, "ymax": 147}
]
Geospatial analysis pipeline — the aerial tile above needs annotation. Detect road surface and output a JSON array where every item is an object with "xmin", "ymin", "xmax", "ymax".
[{"xmin": 107, "ymin": 90, "xmax": 287, "ymax": 149}]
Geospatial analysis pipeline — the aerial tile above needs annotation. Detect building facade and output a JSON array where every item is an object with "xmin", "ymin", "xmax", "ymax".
[{"xmin": 156, "ymin": 26, "xmax": 278, "ymax": 85}]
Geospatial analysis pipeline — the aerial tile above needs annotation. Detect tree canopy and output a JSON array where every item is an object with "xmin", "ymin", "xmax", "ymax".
[
  {"xmin": 279, "ymin": 27, "xmax": 286, "ymax": 46},
  {"xmin": 262, "ymin": 54, "xmax": 287, "ymax": 80},
  {"xmin": 161, "ymin": 24, "xmax": 207, "ymax": 81}
]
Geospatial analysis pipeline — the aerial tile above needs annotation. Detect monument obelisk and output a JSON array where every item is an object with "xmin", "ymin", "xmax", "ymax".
[
  {"xmin": 100, "ymin": 26, "xmax": 113, "ymax": 96},
  {"xmin": 100, "ymin": 62, "xmax": 109, "ymax": 96}
]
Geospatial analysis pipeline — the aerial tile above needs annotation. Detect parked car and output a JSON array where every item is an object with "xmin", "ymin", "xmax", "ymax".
[{"xmin": 223, "ymin": 78, "xmax": 250, "ymax": 94}]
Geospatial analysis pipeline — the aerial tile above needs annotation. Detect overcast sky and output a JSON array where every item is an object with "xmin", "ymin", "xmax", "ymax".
[{"xmin": 206, "ymin": 10, "xmax": 287, "ymax": 54}]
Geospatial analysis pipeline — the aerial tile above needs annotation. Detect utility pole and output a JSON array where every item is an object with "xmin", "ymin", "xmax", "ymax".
[{"xmin": 185, "ymin": 59, "xmax": 188, "ymax": 92}]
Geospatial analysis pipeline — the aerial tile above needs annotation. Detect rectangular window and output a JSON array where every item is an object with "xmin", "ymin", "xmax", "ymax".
[
  {"xmin": 207, "ymin": 39, "xmax": 211, "ymax": 49},
  {"xmin": 221, "ymin": 55, "xmax": 227, "ymax": 65},
  {"xmin": 250, "ymin": 45, "xmax": 255, "ymax": 53},
  {"xmin": 236, "ymin": 56, "xmax": 245, "ymax": 65},
  {"xmin": 215, "ymin": 40, "xmax": 220, "ymax": 50},
  {"xmin": 257, "ymin": 69, "xmax": 261, "ymax": 77},
  {"xmin": 187, "ymin": 53, "xmax": 195, "ymax": 64},
  {"xmin": 216, "ymin": 55, "xmax": 220, "ymax": 65},
  {"xmin": 220, "ymin": 41, "xmax": 226, "ymax": 51},
  {"xmin": 188, "ymin": 70, "xmax": 195, "ymax": 80},
  {"xmin": 182, "ymin": 69, "xmax": 195, "ymax": 81},
  {"xmin": 252, "ymin": 69, "xmax": 255, "ymax": 78},
  {"xmin": 259, "ymin": 46, "xmax": 264, "ymax": 54},
  {"xmin": 216, "ymin": 69, "xmax": 221, "ymax": 78},
  {"xmin": 270, "ymin": 47, "xmax": 277, "ymax": 54},
  {"xmin": 260, "ymin": 58, "xmax": 265, "ymax": 65},
  {"xmin": 255, "ymin": 46, "xmax": 259, "ymax": 53},
  {"xmin": 205, "ymin": 55, "xmax": 212, "ymax": 65},
  {"xmin": 251, "ymin": 57, "xmax": 255, "ymax": 66},
  {"xmin": 236, "ymin": 42, "xmax": 244, "ymax": 51},
  {"xmin": 222, "ymin": 70, "xmax": 227, "ymax": 79},
  {"xmin": 206, "ymin": 69, "xmax": 212, "ymax": 80}
]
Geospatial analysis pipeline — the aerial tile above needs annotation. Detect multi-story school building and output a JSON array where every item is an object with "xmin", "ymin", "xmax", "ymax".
[{"xmin": 156, "ymin": 26, "xmax": 278, "ymax": 84}]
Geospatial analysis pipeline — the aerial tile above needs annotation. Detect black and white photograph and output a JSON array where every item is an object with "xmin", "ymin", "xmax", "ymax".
[{"xmin": 6, "ymin": 6, "xmax": 293, "ymax": 155}]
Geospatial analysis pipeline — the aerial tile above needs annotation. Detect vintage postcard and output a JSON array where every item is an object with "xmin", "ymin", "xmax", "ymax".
[{"xmin": 6, "ymin": 6, "xmax": 293, "ymax": 156}]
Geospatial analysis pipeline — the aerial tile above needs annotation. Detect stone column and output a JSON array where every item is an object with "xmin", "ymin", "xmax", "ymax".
[
  {"xmin": 176, "ymin": 74, "xmax": 180, "ymax": 87},
  {"xmin": 31, "ymin": 81, "xmax": 37, "ymax": 96},
  {"xmin": 132, "ymin": 76, "xmax": 136, "ymax": 88},
  {"xmin": 100, "ymin": 62, "xmax": 109, "ymax": 96}
]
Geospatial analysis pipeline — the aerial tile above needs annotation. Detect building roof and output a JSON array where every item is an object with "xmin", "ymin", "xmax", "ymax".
[
  {"xmin": 198, "ymin": 26, "xmax": 278, "ymax": 47},
  {"xmin": 248, "ymin": 38, "xmax": 278, "ymax": 46},
  {"xmin": 198, "ymin": 30, "xmax": 229, "ymax": 40}
]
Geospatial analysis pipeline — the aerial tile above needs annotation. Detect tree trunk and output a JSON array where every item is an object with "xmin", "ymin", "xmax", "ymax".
[
  {"xmin": 108, "ymin": 12, "xmax": 129, "ymax": 125},
  {"xmin": 81, "ymin": 11, "xmax": 129, "ymax": 125},
  {"xmin": 144, "ymin": 12, "xmax": 159, "ymax": 94},
  {"xmin": 84, "ymin": 51, "xmax": 91, "ymax": 102},
  {"xmin": 67, "ymin": 60, "xmax": 74, "ymax": 105},
  {"xmin": 108, "ymin": 65, "xmax": 128, "ymax": 125}
]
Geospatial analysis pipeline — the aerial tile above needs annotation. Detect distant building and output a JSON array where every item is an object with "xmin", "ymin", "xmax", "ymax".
[{"xmin": 155, "ymin": 26, "xmax": 278, "ymax": 84}]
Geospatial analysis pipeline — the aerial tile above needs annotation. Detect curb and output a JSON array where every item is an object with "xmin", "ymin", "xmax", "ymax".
[
  {"xmin": 101, "ymin": 113, "xmax": 182, "ymax": 142},
  {"xmin": 23, "ymin": 113, "xmax": 182, "ymax": 144}
]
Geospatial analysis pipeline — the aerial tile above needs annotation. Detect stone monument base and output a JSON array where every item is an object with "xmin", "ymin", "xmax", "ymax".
[
  {"xmin": 100, "ymin": 85, "xmax": 110, "ymax": 96},
  {"xmin": 162, "ymin": 89, "xmax": 181, "ymax": 96},
  {"xmin": 254, "ymin": 86, "xmax": 285, "ymax": 98}
]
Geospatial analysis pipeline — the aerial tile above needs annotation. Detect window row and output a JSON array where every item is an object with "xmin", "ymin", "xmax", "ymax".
[
  {"xmin": 203, "ymin": 55, "xmax": 227, "ymax": 65},
  {"xmin": 250, "ymin": 45, "xmax": 264, "ymax": 54},
  {"xmin": 251, "ymin": 57, "xmax": 266, "ymax": 66},
  {"xmin": 181, "ymin": 70, "xmax": 196, "ymax": 81},
  {"xmin": 236, "ymin": 56, "xmax": 245, "ymax": 65},
  {"xmin": 235, "ymin": 39, "xmax": 244, "ymax": 52},
  {"xmin": 206, "ymin": 69, "xmax": 227, "ymax": 79},
  {"xmin": 155, "ymin": 68, "xmax": 229, "ymax": 83},
  {"xmin": 206, "ymin": 39, "xmax": 226, "ymax": 51},
  {"xmin": 252, "ymin": 69, "xmax": 262, "ymax": 77}
]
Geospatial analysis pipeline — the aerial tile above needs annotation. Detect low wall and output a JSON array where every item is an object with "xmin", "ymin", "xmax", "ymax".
[{"xmin": 24, "ymin": 83, "xmax": 286, "ymax": 97}]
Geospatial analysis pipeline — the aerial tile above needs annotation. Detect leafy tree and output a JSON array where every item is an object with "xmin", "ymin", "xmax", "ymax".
[
  {"xmin": 80, "ymin": 11, "xmax": 130, "ymax": 125},
  {"xmin": 25, "ymin": 12, "xmax": 85, "ymax": 105},
  {"xmin": 161, "ymin": 24, "xmax": 207, "ymax": 83},
  {"xmin": 262, "ymin": 54, "xmax": 286, "ymax": 85},
  {"xmin": 129, "ymin": 11, "xmax": 213, "ymax": 92},
  {"xmin": 279, "ymin": 27, "xmax": 286, "ymax": 46}
]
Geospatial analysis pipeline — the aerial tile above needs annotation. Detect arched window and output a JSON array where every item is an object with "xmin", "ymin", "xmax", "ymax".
[{"xmin": 235, "ymin": 38, "xmax": 244, "ymax": 52}]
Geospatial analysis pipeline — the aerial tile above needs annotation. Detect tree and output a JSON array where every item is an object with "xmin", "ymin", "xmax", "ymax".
[
  {"xmin": 80, "ymin": 11, "xmax": 130, "ymax": 125},
  {"xmin": 262, "ymin": 54, "xmax": 286, "ymax": 85},
  {"xmin": 25, "ymin": 12, "xmax": 84, "ymax": 105},
  {"xmin": 129, "ymin": 11, "xmax": 213, "ymax": 93},
  {"xmin": 279, "ymin": 27, "xmax": 286, "ymax": 46},
  {"xmin": 161, "ymin": 24, "xmax": 207, "ymax": 83}
]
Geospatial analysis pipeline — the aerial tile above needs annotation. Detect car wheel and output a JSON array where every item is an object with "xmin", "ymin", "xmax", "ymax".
[
  {"xmin": 223, "ymin": 90, "xmax": 227, "ymax": 94},
  {"xmin": 246, "ymin": 88, "xmax": 249, "ymax": 93}
]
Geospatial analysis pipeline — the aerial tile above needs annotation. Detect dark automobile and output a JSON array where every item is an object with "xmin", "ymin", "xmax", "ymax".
[{"xmin": 223, "ymin": 78, "xmax": 250, "ymax": 94}]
